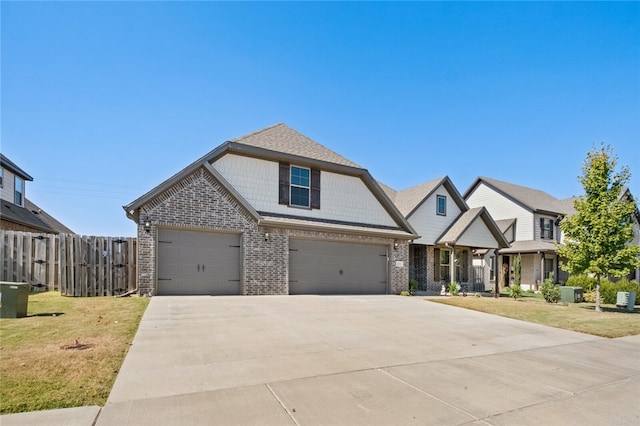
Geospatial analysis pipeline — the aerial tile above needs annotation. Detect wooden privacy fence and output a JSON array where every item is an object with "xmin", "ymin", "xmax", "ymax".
[{"xmin": 0, "ymin": 231, "xmax": 136, "ymax": 297}]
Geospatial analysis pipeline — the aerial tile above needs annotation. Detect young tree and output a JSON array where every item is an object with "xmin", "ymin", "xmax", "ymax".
[{"xmin": 557, "ymin": 144, "xmax": 640, "ymax": 312}]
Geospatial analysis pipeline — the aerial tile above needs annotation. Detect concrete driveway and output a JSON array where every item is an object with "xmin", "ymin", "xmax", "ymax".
[{"xmin": 95, "ymin": 295, "xmax": 639, "ymax": 425}]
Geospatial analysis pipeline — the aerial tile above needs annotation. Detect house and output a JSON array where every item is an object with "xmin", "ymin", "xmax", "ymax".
[
  {"xmin": 381, "ymin": 177, "xmax": 509, "ymax": 293},
  {"xmin": 124, "ymin": 123, "xmax": 418, "ymax": 296},
  {"xmin": 0, "ymin": 154, "xmax": 73, "ymax": 234},
  {"xmin": 464, "ymin": 176, "xmax": 584, "ymax": 290}
]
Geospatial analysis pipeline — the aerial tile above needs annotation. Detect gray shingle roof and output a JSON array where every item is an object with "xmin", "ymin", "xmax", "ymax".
[
  {"xmin": 382, "ymin": 176, "xmax": 467, "ymax": 218},
  {"xmin": 231, "ymin": 123, "xmax": 362, "ymax": 168},
  {"xmin": 0, "ymin": 154, "xmax": 33, "ymax": 181},
  {"xmin": 495, "ymin": 218, "xmax": 516, "ymax": 233},
  {"xmin": 467, "ymin": 176, "xmax": 566, "ymax": 214},
  {"xmin": 1, "ymin": 200, "xmax": 54, "ymax": 233},
  {"xmin": 499, "ymin": 239, "xmax": 557, "ymax": 254},
  {"xmin": 25, "ymin": 198, "xmax": 74, "ymax": 234},
  {"xmin": 437, "ymin": 207, "xmax": 484, "ymax": 245}
]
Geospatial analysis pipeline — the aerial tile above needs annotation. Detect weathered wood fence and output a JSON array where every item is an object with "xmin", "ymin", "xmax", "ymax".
[{"xmin": 0, "ymin": 231, "xmax": 136, "ymax": 297}]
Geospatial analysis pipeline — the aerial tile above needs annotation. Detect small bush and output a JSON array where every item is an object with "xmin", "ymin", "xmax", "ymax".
[
  {"xmin": 509, "ymin": 284, "xmax": 524, "ymax": 300},
  {"xmin": 400, "ymin": 290, "xmax": 411, "ymax": 297},
  {"xmin": 584, "ymin": 290, "xmax": 597, "ymax": 303},
  {"xmin": 600, "ymin": 279, "xmax": 640, "ymax": 304},
  {"xmin": 541, "ymin": 278, "xmax": 561, "ymax": 303},
  {"xmin": 566, "ymin": 275, "xmax": 597, "ymax": 291},
  {"xmin": 449, "ymin": 282, "xmax": 459, "ymax": 296},
  {"xmin": 409, "ymin": 279, "xmax": 418, "ymax": 295}
]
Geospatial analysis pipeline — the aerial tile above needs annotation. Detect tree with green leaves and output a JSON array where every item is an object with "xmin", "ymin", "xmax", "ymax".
[{"xmin": 557, "ymin": 144, "xmax": 640, "ymax": 312}]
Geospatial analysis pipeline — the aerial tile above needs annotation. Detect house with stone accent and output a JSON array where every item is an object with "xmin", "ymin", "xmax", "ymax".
[
  {"xmin": 464, "ymin": 176, "xmax": 579, "ymax": 290},
  {"xmin": 380, "ymin": 177, "xmax": 509, "ymax": 293},
  {"xmin": 0, "ymin": 154, "xmax": 73, "ymax": 234},
  {"xmin": 124, "ymin": 124, "xmax": 418, "ymax": 296}
]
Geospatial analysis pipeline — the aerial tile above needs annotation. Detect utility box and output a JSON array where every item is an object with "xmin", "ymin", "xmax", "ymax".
[
  {"xmin": 616, "ymin": 291, "xmax": 637, "ymax": 312},
  {"xmin": 0, "ymin": 282, "xmax": 29, "ymax": 318},
  {"xmin": 560, "ymin": 286, "xmax": 583, "ymax": 303}
]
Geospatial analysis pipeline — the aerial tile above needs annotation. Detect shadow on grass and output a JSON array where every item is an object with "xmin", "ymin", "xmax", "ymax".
[
  {"xmin": 28, "ymin": 312, "xmax": 65, "ymax": 317},
  {"xmin": 577, "ymin": 305, "xmax": 639, "ymax": 314}
]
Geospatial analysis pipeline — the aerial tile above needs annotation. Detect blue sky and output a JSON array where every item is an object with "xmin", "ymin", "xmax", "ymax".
[{"xmin": 2, "ymin": 1, "xmax": 639, "ymax": 236}]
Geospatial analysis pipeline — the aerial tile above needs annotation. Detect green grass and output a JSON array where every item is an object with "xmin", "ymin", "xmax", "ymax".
[
  {"xmin": 0, "ymin": 292, "xmax": 149, "ymax": 414},
  {"xmin": 429, "ymin": 294, "xmax": 640, "ymax": 338}
]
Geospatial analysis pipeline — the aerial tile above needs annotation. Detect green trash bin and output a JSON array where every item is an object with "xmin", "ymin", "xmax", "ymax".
[
  {"xmin": 560, "ymin": 286, "xmax": 583, "ymax": 303},
  {"xmin": 0, "ymin": 282, "xmax": 29, "ymax": 318}
]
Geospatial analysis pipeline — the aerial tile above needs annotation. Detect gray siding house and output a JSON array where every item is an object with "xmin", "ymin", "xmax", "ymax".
[
  {"xmin": 381, "ymin": 176, "xmax": 509, "ymax": 292},
  {"xmin": 125, "ymin": 124, "xmax": 418, "ymax": 296}
]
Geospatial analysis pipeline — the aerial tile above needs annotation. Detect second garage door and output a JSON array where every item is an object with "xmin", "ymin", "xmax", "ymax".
[
  {"xmin": 289, "ymin": 239, "xmax": 388, "ymax": 295},
  {"xmin": 157, "ymin": 229, "xmax": 241, "ymax": 295}
]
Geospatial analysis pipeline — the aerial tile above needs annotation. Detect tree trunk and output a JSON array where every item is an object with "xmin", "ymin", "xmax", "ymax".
[{"xmin": 595, "ymin": 275, "xmax": 602, "ymax": 312}]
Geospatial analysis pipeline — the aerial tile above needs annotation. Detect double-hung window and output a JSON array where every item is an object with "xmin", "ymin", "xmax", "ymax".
[
  {"xmin": 290, "ymin": 166, "xmax": 310, "ymax": 207},
  {"xmin": 14, "ymin": 177, "xmax": 24, "ymax": 206},
  {"xmin": 0, "ymin": 168, "xmax": 4, "ymax": 187},
  {"xmin": 540, "ymin": 218, "xmax": 554, "ymax": 240}
]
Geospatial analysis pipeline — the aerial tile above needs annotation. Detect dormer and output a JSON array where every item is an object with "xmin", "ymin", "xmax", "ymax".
[{"xmin": 1, "ymin": 154, "xmax": 33, "ymax": 208}]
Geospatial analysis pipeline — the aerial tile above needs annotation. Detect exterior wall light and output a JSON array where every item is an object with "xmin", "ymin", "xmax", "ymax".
[
  {"xmin": 393, "ymin": 240, "xmax": 399, "ymax": 250},
  {"xmin": 265, "ymin": 232, "xmax": 270, "ymax": 241},
  {"xmin": 143, "ymin": 219, "xmax": 152, "ymax": 233}
]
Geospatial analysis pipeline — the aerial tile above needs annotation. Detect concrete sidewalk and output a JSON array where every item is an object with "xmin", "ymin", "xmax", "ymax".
[{"xmin": 3, "ymin": 296, "xmax": 639, "ymax": 425}]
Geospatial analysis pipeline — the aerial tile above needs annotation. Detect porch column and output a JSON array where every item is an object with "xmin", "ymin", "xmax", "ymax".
[
  {"xmin": 540, "ymin": 253, "xmax": 545, "ymax": 283},
  {"xmin": 450, "ymin": 245, "xmax": 456, "ymax": 284}
]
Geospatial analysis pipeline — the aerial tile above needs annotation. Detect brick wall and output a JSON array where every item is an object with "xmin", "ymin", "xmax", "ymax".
[{"xmin": 136, "ymin": 166, "xmax": 409, "ymax": 295}]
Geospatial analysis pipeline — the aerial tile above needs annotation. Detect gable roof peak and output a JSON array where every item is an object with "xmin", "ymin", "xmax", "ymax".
[
  {"xmin": 229, "ymin": 123, "xmax": 362, "ymax": 168},
  {"xmin": 467, "ymin": 176, "xmax": 564, "ymax": 214}
]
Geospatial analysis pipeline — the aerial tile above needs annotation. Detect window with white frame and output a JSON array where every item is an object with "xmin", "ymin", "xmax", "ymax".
[
  {"xmin": 0, "ymin": 168, "xmax": 3, "ymax": 187},
  {"xmin": 290, "ymin": 166, "xmax": 310, "ymax": 207},
  {"xmin": 436, "ymin": 195, "xmax": 447, "ymax": 216},
  {"xmin": 14, "ymin": 176, "xmax": 24, "ymax": 206}
]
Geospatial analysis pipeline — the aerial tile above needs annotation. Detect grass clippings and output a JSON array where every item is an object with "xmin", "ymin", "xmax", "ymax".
[
  {"xmin": 429, "ymin": 294, "xmax": 640, "ymax": 338},
  {"xmin": 0, "ymin": 291, "xmax": 149, "ymax": 414}
]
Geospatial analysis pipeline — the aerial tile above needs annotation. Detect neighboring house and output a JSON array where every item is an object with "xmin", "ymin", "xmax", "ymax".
[
  {"xmin": 0, "ymin": 154, "xmax": 73, "ymax": 234},
  {"xmin": 463, "ymin": 176, "xmax": 640, "ymax": 289},
  {"xmin": 124, "ymin": 123, "xmax": 418, "ymax": 296},
  {"xmin": 380, "ymin": 176, "xmax": 509, "ymax": 293}
]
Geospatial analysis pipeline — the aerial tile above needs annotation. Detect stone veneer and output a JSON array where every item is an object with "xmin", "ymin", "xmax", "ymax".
[{"xmin": 136, "ymin": 167, "xmax": 409, "ymax": 296}]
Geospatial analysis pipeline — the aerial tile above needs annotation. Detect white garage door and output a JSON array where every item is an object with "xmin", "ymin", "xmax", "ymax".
[
  {"xmin": 157, "ymin": 229, "xmax": 241, "ymax": 295},
  {"xmin": 289, "ymin": 239, "xmax": 388, "ymax": 295}
]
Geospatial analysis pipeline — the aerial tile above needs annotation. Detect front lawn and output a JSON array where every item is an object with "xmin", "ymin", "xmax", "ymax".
[
  {"xmin": 0, "ymin": 292, "xmax": 149, "ymax": 414},
  {"xmin": 429, "ymin": 295, "xmax": 640, "ymax": 338}
]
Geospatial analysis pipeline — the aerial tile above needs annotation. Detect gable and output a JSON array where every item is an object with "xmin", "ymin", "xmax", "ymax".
[
  {"xmin": 406, "ymin": 182, "xmax": 463, "ymax": 245},
  {"xmin": 213, "ymin": 154, "xmax": 399, "ymax": 228},
  {"xmin": 455, "ymin": 218, "xmax": 502, "ymax": 249}
]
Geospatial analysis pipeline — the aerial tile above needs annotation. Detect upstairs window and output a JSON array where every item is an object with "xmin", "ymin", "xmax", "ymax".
[
  {"xmin": 290, "ymin": 166, "xmax": 310, "ymax": 207},
  {"xmin": 279, "ymin": 162, "xmax": 321, "ymax": 209},
  {"xmin": 0, "ymin": 168, "xmax": 3, "ymax": 187},
  {"xmin": 436, "ymin": 195, "xmax": 447, "ymax": 216},
  {"xmin": 540, "ymin": 218, "xmax": 554, "ymax": 240},
  {"xmin": 14, "ymin": 176, "xmax": 24, "ymax": 206}
]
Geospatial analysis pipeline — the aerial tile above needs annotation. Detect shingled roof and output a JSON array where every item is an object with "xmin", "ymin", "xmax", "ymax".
[
  {"xmin": 464, "ymin": 176, "xmax": 566, "ymax": 214},
  {"xmin": 1, "ymin": 200, "xmax": 54, "ymax": 233},
  {"xmin": 382, "ymin": 176, "xmax": 467, "ymax": 218},
  {"xmin": 436, "ymin": 207, "xmax": 510, "ymax": 248},
  {"xmin": 231, "ymin": 123, "xmax": 362, "ymax": 168}
]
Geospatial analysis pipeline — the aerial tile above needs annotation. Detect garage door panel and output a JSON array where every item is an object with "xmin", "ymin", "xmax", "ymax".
[
  {"xmin": 157, "ymin": 229, "xmax": 241, "ymax": 295},
  {"xmin": 289, "ymin": 239, "xmax": 387, "ymax": 295}
]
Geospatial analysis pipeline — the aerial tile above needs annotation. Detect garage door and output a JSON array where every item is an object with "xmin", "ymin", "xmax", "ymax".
[
  {"xmin": 289, "ymin": 239, "xmax": 388, "ymax": 295},
  {"xmin": 157, "ymin": 229, "xmax": 241, "ymax": 295}
]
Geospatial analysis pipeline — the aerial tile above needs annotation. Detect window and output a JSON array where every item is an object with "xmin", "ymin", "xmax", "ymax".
[
  {"xmin": 544, "ymin": 258, "xmax": 554, "ymax": 280},
  {"xmin": 489, "ymin": 256, "xmax": 496, "ymax": 282},
  {"xmin": 279, "ymin": 162, "xmax": 320, "ymax": 209},
  {"xmin": 290, "ymin": 166, "xmax": 310, "ymax": 207},
  {"xmin": 439, "ymin": 249, "xmax": 451, "ymax": 282},
  {"xmin": 0, "ymin": 168, "xmax": 3, "ymax": 187},
  {"xmin": 14, "ymin": 177, "xmax": 24, "ymax": 206},
  {"xmin": 540, "ymin": 218, "xmax": 554, "ymax": 240},
  {"xmin": 436, "ymin": 195, "xmax": 447, "ymax": 216}
]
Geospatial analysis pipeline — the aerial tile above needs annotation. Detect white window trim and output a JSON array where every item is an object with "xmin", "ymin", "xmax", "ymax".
[
  {"xmin": 14, "ymin": 176, "xmax": 24, "ymax": 206},
  {"xmin": 289, "ymin": 165, "xmax": 310, "ymax": 208}
]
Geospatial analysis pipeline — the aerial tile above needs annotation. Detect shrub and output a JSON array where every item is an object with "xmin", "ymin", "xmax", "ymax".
[
  {"xmin": 400, "ymin": 290, "xmax": 411, "ymax": 297},
  {"xmin": 448, "ymin": 282, "xmax": 459, "ymax": 296},
  {"xmin": 409, "ymin": 279, "xmax": 418, "ymax": 295},
  {"xmin": 566, "ymin": 275, "xmax": 597, "ymax": 291},
  {"xmin": 599, "ymin": 279, "xmax": 640, "ymax": 305},
  {"xmin": 509, "ymin": 284, "xmax": 523, "ymax": 300},
  {"xmin": 583, "ymin": 290, "xmax": 597, "ymax": 303},
  {"xmin": 541, "ymin": 278, "xmax": 561, "ymax": 303}
]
